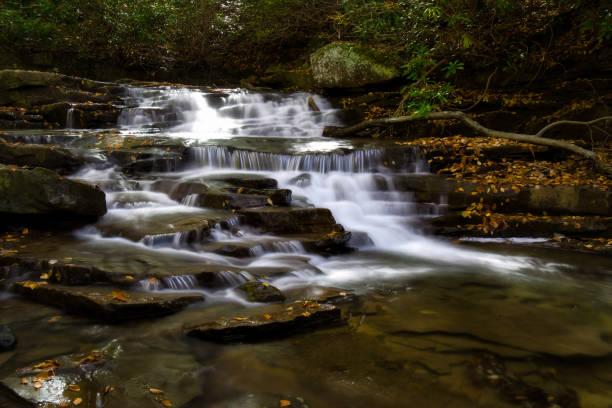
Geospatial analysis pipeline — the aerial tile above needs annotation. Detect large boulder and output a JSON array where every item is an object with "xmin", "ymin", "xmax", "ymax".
[
  {"xmin": 0, "ymin": 165, "xmax": 107, "ymax": 225},
  {"xmin": 310, "ymin": 42, "xmax": 399, "ymax": 89},
  {"xmin": 0, "ymin": 140, "xmax": 84, "ymax": 172}
]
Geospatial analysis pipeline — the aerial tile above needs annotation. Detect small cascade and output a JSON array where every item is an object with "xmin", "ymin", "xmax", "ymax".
[
  {"xmin": 271, "ymin": 241, "xmax": 305, "ymax": 254},
  {"xmin": 162, "ymin": 275, "xmax": 199, "ymax": 290},
  {"xmin": 186, "ymin": 145, "xmax": 389, "ymax": 173},
  {"xmin": 214, "ymin": 271, "xmax": 254, "ymax": 287},
  {"xmin": 138, "ymin": 277, "xmax": 163, "ymax": 291},
  {"xmin": 181, "ymin": 194, "xmax": 200, "ymax": 207},
  {"xmin": 248, "ymin": 245, "xmax": 266, "ymax": 257},
  {"xmin": 66, "ymin": 106, "xmax": 77, "ymax": 129},
  {"xmin": 140, "ymin": 229, "xmax": 208, "ymax": 248}
]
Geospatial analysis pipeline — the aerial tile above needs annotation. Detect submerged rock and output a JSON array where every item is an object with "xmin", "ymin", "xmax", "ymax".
[
  {"xmin": 13, "ymin": 281, "xmax": 204, "ymax": 322},
  {"xmin": 185, "ymin": 301, "xmax": 344, "ymax": 343},
  {"xmin": 0, "ymin": 325, "xmax": 16, "ymax": 352},
  {"xmin": 310, "ymin": 42, "xmax": 399, "ymax": 89},
  {"xmin": 0, "ymin": 165, "xmax": 106, "ymax": 225},
  {"xmin": 0, "ymin": 140, "xmax": 84, "ymax": 172},
  {"xmin": 238, "ymin": 281, "xmax": 286, "ymax": 303}
]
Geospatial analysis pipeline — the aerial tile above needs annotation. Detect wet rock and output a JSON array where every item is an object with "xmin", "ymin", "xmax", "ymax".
[
  {"xmin": 121, "ymin": 156, "xmax": 182, "ymax": 174},
  {"xmin": 13, "ymin": 281, "xmax": 204, "ymax": 322},
  {"xmin": 0, "ymin": 140, "xmax": 84, "ymax": 172},
  {"xmin": 201, "ymin": 174, "xmax": 278, "ymax": 190},
  {"xmin": 225, "ymin": 187, "xmax": 292, "ymax": 206},
  {"xmin": 0, "ymin": 341, "xmax": 120, "ymax": 408},
  {"xmin": 284, "ymin": 286, "xmax": 356, "ymax": 304},
  {"xmin": 310, "ymin": 42, "xmax": 399, "ymax": 89},
  {"xmin": 299, "ymin": 228, "xmax": 352, "ymax": 254},
  {"xmin": 0, "ymin": 165, "xmax": 107, "ymax": 226},
  {"xmin": 0, "ymin": 325, "xmax": 16, "ymax": 352},
  {"xmin": 189, "ymin": 191, "xmax": 269, "ymax": 210},
  {"xmin": 468, "ymin": 353, "xmax": 580, "ymax": 408},
  {"xmin": 150, "ymin": 179, "xmax": 211, "ymax": 201},
  {"xmin": 238, "ymin": 208, "xmax": 339, "ymax": 234},
  {"xmin": 288, "ymin": 173, "xmax": 311, "ymax": 188},
  {"xmin": 185, "ymin": 301, "xmax": 344, "ymax": 343},
  {"xmin": 238, "ymin": 281, "xmax": 286, "ymax": 303}
]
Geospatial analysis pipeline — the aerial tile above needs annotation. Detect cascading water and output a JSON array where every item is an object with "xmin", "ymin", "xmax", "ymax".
[
  {"xmin": 118, "ymin": 87, "xmax": 340, "ymax": 139},
  {"xmin": 77, "ymin": 86, "xmax": 566, "ymax": 295}
]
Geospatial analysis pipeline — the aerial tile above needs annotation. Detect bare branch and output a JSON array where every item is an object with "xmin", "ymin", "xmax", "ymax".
[{"xmin": 323, "ymin": 111, "xmax": 612, "ymax": 176}]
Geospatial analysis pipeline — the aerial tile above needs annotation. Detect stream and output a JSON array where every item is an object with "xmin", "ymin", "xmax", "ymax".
[{"xmin": 1, "ymin": 87, "xmax": 612, "ymax": 408}]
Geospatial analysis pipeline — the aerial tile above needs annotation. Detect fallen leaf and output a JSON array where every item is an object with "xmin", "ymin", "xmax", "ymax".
[
  {"xmin": 263, "ymin": 313, "xmax": 272, "ymax": 320},
  {"xmin": 32, "ymin": 360, "xmax": 60, "ymax": 371},
  {"xmin": 20, "ymin": 377, "xmax": 29, "ymax": 385},
  {"xmin": 111, "ymin": 290, "xmax": 129, "ymax": 302},
  {"xmin": 68, "ymin": 384, "xmax": 80, "ymax": 392},
  {"xmin": 161, "ymin": 399, "xmax": 173, "ymax": 407},
  {"xmin": 279, "ymin": 400, "xmax": 292, "ymax": 407},
  {"xmin": 149, "ymin": 388, "xmax": 164, "ymax": 395},
  {"xmin": 73, "ymin": 397, "xmax": 83, "ymax": 406}
]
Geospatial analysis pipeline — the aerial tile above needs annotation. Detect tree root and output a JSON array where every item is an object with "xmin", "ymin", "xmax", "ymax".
[{"xmin": 323, "ymin": 112, "xmax": 612, "ymax": 176}]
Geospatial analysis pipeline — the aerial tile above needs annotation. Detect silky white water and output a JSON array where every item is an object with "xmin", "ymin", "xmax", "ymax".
[{"xmin": 76, "ymin": 87, "xmax": 570, "ymax": 296}]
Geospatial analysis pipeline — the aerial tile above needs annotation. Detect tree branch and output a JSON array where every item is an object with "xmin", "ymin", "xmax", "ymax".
[{"xmin": 323, "ymin": 111, "xmax": 612, "ymax": 175}]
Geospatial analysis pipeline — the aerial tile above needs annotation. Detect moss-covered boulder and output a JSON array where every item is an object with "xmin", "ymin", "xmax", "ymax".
[
  {"xmin": 310, "ymin": 42, "xmax": 399, "ymax": 89},
  {"xmin": 0, "ymin": 140, "xmax": 84, "ymax": 172},
  {"xmin": 0, "ymin": 165, "xmax": 106, "ymax": 225}
]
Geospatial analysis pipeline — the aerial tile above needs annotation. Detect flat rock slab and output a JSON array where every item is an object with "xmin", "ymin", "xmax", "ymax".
[
  {"xmin": 185, "ymin": 301, "xmax": 344, "ymax": 343},
  {"xmin": 238, "ymin": 207, "xmax": 339, "ymax": 234},
  {"xmin": 13, "ymin": 281, "xmax": 204, "ymax": 322}
]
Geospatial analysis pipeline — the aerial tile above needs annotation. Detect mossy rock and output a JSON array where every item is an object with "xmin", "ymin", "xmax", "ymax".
[
  {"xmin": 238, "ymin": 281, "xmax": 286, "ymax": 303},
  {"xmin": 310, "ymin": 42, "xmax": 399, "ymax": 89},
  {"xmin": 0, "ymin": 165, "xmax": 106, "ymax": 224},
  {"xmin": 0, "ymin": 140, "xmax": 84, "ymax": 172}
]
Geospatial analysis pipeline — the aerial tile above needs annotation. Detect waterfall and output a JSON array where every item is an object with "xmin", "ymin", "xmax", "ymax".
[
  {"xmin": 185, "ymin": 145, "xmax": 390, "ymax": 173},
  {"xmin": 66, "ymin": 107, "xmax": 77, "ymax": 129},
  {"xmin": 118, "ymin": 87, "xmax": 340, "ymax": 139},
  {"xmin": 162, "ymin": 275, "xmax": 199, "ymax": 290}
]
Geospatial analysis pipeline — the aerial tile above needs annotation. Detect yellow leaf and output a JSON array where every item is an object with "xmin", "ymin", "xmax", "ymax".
[
  {"xmin": 20, "ymin": 377, "xmax": 29, "ymax": 385},
  {"xmin": 111, "ymin": 291, "xmax": 129, "ymax": 302},
  {"xmin": 32, "ymin": 360, "xmax": 59, "ymax": 371},
  {"xmin": 33, "ymin": 382, "xmax": 43, "ymax": 389},
  {"xmin": 232, "ymin": 316, "xmax": 248, "ymax": 321},
  {"xmin": 301, "ymin": 311, "xmax": 312, "ymax": 317},
  {"xmin": 161, "ymin": 399, "xmax": 173, "ymax": 407},
  {"xmin": 73, "ymin": 397, "xmax": 83, "ymax": 406},
  {"xmin": 149, "ymin": 388, "xmax": 164, "ymax": 395},
  {"xmin": 40, "ymin": 273, "xmax": 50, "ymax": 280},
  {"xmin": 279, "ymin": 400, "xmax": 292, "ymax": 407},
  {"xmin": 263, "ymin": 313, "xmax": 272, "ymax": 320}
]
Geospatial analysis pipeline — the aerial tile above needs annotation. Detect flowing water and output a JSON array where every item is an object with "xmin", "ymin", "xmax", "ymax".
[{"xmin": 1, "ymin": 87, "xmax": 611, "ymax": 408}]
